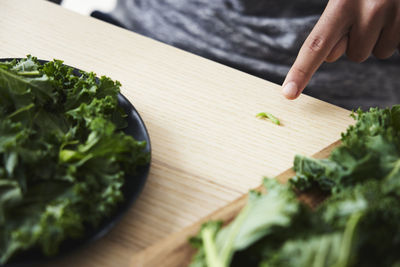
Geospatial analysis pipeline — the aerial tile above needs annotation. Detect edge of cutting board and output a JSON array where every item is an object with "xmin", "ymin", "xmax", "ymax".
[{"xmin": 131, "ymin": 140, "xmax": 341, "ymax": 267}]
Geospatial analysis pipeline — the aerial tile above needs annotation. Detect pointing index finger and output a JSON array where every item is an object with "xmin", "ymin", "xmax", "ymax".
[{"xmin": 282, "ymin": 1, "xmax": 352, "ymax": 99}]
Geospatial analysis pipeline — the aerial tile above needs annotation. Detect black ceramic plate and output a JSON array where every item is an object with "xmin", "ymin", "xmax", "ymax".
[{"xmin": 0, "ymin": 58, "xmax": 151, "ymax": 266}]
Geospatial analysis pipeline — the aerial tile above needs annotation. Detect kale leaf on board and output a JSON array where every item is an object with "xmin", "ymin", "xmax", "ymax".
[
  {"xmin": 0, "ymin": 56, "xmax": 149, "ymax": 264},
  {"xmin": 190, "ymin": 105, "xmax": 400, "ymax": 267}
]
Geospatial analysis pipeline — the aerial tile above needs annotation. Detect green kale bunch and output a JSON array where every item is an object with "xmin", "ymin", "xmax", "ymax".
[
  {"xmin": 191, "ymin": 105, "xmax": 400, "ymax": 267},
  {"xmin": 0, "ymin": 56, "xmax": 149, "ymax": 264}
]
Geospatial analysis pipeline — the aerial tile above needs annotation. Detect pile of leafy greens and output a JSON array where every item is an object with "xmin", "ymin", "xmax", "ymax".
[
  {"xmin": 0, "ymin": 56, "xmax": 149, "ymax": 264},
  {"xmin": 190, "ymin": 105, "xmax": 400, "ymax": 267}
]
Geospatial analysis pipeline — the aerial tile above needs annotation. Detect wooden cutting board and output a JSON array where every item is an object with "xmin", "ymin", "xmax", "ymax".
[
  {"xmin": 0, "ymin": 1, "xmax": 355, "ymax": 266},
  {"xmin": 131, "ymin": 141, "xmax": 340, "ymax": 267}
]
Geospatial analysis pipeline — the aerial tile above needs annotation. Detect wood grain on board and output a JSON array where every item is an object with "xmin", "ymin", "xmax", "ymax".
[
  {"xmin": 131, "ymin": 141, "xmax": 340, "ymax": 267},
  {"xmin": 0, "ymin": 1, "xmax": 354, "ymax": 266}
]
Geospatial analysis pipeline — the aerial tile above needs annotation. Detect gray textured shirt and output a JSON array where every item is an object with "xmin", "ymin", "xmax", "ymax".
[{"xmin": 110, "ymin": 0, "xmax": 400, "ymax": 109}]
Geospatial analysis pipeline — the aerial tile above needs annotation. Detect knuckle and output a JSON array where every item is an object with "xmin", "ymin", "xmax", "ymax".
[
  {"xmin": 373, "ymin": 47, "xmax": 394, "ymax": 59},
  {"xmin": 394, "ymin": 12, "xmax": 400, "ymax": 28},
  {"xmin": 373, "ymin": 52, "xmax": 393, "ymax": 59},
  {"xmin": 325, "ymin": 57, "xmax": 336, "ymax": 63},
  {"xmin": 331, "ymin": 0, "xmax": 351, "ymax": 11},
  {"xmin": 325, "ymin": 50, "xmax": 338, "ymax": 63},
  {"xmin": 347, "ymin": 50, "xmax": 369, "ymax": 63},
  {"xmin": 307, "ymin": 35, "xmax": 325, "ymax": 53},
  {"xmin": 366, "ymin": 0, "xmax": 386, "ymax": 17},
  {"xmin": 328, "ymin": 0, "xmax": 356, "ymax": 26},
  {"xmin": 326, "ymin": 53, "xmax": 341, "ymax": 63}
]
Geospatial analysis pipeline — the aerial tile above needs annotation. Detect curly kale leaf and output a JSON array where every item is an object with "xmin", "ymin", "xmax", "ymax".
[
  {"xmin": 0, "ymin": 56, "xmax": 149, "ymax": 264},
  {"xmin": 290, "ymin": 106, "xmax": 400, "ymax": 193}
]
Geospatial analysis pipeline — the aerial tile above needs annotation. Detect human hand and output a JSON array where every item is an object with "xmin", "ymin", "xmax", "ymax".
[{"xmin": 282, "ymin": 0, "xmax": 400, "ymax": 99}]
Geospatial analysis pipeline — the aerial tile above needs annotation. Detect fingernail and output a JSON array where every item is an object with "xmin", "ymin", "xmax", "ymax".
[{"xmin": 282, "ymin": 82, "xmax": 298, "ymax": 99}]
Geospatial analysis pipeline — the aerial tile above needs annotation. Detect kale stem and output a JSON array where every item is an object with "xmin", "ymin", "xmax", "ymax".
[
  {"xmin": 7, "ymin": 103, "xmax": 35, "ymax": 119},
  {"xmin": 17, "ymin": 71, "xmax": 41, "ymax": 76},
  {"xmin": 256, "ymin": 112, "xmax": 281, "ymax": 125},
  {"xmin": 332, "ymin": 212, "xmax": 363, "ymax": 267},
  {"xmin": 219, "ymin": 204, "xmax": 251, "ymax": 266},
  {"xmin": 202, "ymin": 228, "xmax": 224, "ymax": 267}
]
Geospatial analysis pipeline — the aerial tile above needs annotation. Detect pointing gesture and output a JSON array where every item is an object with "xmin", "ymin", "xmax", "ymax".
[{"xmin": 282, "ymin": 0, "xmax": 400, "ymax": 99}]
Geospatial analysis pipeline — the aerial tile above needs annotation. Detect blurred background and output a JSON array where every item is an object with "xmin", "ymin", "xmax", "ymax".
[{"xmin": 50, "ymin": 0, "xmax": 115, "ymax": 15}]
